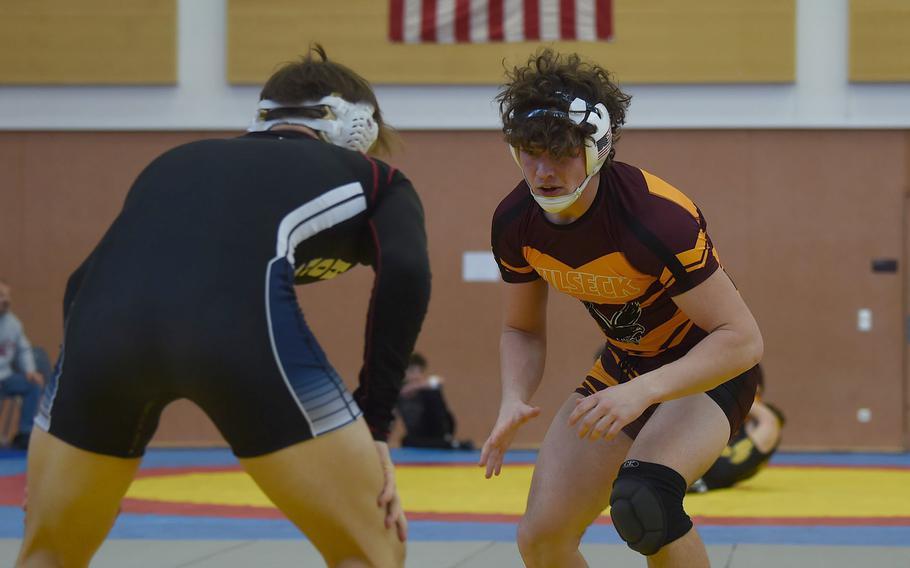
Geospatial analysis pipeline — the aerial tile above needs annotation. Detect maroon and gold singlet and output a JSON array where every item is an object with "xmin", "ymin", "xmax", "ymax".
[{"xmin": 492, "ymin": 161, "xmax": 757, "ymax": 436}]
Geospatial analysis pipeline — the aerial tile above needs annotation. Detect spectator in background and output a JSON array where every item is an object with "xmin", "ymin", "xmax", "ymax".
[
  {"xmin": 690, "ymin": 366, "xmax": 785, "ymax": 492},
  {"xmin": 397, "ymin": 353, "xmax": 473, "ymax": 450},
  {"xmin": 0, "ymin": 279, "xmax": 44, "ymax": 450}
]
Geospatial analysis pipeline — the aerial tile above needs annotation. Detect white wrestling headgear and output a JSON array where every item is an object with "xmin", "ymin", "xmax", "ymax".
[
  {"xmin": 248, "ymin": 95, "xmax": 379, "ymax": 153},
  {"xmin": 509, "ymin": 94, "xmax": 613, "ymax": 213}
]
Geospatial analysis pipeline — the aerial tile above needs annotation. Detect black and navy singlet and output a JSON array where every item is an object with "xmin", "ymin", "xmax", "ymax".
[{"xmin": 37, "ymin": 130, "xmax": 431, "ymax": 458}]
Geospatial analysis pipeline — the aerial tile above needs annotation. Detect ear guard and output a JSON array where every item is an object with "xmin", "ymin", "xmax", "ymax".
[
  {"xmin": 248, "ymin": 95, "xmax": 378, "ymax": 153},
  {"xmin": 509, "ymin": 95, "xmax": 612, "ymax": 176}
]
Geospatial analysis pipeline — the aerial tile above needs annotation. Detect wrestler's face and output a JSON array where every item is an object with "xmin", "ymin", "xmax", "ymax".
[
  {"xmin": 0, "ymin": 283, "xmax": 10, "ymax": 316},
  {"xmin": 517, "ymin": 149, "xmax": 587, "ymax": 197}
]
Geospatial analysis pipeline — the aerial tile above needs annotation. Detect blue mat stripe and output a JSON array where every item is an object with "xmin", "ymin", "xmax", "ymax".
[
  {"xmin": 5, "ymin": 447, "xmax": 907, "ymax": 469},
  {"xmin": 769, "ymin": 453, "xmax": 910, "ymax": 467},
  {"xmin": 1, "ymin": 449, "xmax": 908, "ymax": 547}
]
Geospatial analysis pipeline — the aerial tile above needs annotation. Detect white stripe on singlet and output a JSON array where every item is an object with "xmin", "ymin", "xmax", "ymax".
[{"xmin": 266, "ymin": 182, "xmax": 367, "ymax": 435}]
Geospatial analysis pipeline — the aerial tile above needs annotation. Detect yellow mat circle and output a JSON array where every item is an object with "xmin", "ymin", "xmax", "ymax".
[{"xmin": 126, "ymin": 465, "xmax": 910, "ymax": 518}]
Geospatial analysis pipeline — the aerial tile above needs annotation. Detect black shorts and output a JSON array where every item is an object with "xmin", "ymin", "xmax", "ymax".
[
  {"xmin": 36, "ymin": 260, "xmax": 362, "ymax": 459},
  {"xmin": 576, "ymin": 345, "xmax": 759, "ymax": 441}
]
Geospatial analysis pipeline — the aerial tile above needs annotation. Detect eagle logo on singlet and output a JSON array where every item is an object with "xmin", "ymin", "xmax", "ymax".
[{"xmin": 585, "ymin": 301, "xmax": 646, "ymax": 345}]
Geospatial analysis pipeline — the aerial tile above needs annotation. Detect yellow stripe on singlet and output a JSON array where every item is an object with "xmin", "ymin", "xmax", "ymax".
[
  {"xmin": 641, "ymin": 169, "xmax": 699, "ymax": 218},
  {"xmin": 522, "ymin": 247, "xmax": 653, "ymax": 304},
  {"xmin": 585, "ymin": 358, "xmax": 621, "ymax": 389},
  {"xmin": 498, "ymin": 258, "xmax": 535, "ymax": 274},
  {"xmin": 676, "ymin": 230, "xmax": 711, "ymax": 270}
]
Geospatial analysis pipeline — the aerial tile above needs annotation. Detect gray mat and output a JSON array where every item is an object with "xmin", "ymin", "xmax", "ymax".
[{"xmin": 2, "ymin": 539, "xmax": 909, "ymax": 567}]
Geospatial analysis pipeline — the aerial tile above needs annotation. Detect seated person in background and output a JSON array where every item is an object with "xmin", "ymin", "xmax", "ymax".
[
  {"xmin": 397, "ymin": 353, "xmax": 473, "ymax": 450},
  {"xmin": 0, "ymin": 279, "xmax": 45, "ymax": 450},
  {"xmin": 690, "ymin": 365, "xmax": 785, "ymax": 492}
]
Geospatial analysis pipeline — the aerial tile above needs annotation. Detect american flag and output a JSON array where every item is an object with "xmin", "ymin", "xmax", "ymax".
[{"xmin": 389, "ymin": 0, "xmax": 613, "ymax": 44}]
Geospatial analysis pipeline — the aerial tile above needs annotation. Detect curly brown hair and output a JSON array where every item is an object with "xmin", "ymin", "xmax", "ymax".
[
  {"xmin": 498, "ymin": 49, "xmax": 631, "ymax": 164},
  {"xmin": 259, "ymin": 44, "xmax": 395, "ymax": 154}
]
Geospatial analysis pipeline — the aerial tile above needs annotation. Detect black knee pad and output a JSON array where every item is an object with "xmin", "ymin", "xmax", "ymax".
[{"xmin": 609, "ymin": 460, "xmax": 693, "ymax": 556}]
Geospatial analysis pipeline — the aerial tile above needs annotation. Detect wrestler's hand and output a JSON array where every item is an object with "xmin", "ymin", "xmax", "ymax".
[
  {"xmin": 568, "ymin": 381, "xmax": 653, "ymax": 441},
  {"xmin": 374, "ymin": 441, "xmax": 408, "ymax": 542},
  {"xmin": 479, "ymin": 400, "xmax": 541, "ymax": 478}
]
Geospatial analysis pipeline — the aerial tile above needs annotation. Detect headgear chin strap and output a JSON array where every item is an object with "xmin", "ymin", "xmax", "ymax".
[
  {"xmin": 248, "ymin": 95, "xmax": 379, "ymax": 153},
  {"xmin": 508, "ymin": 94, "xmax": 613, "ymax": 213},
  {"xmin": 532, "ymin": 174, "xmax": 597, "ymax": 213}
]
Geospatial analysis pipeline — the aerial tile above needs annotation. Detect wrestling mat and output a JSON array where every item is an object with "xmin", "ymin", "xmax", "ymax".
[{"xmin": 0, "ymin": 449, "xmax": 907, "ymax": 546}]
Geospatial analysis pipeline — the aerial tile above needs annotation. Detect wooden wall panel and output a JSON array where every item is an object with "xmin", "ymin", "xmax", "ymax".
[
  {"xmin": 0, "ymin": 129, "xmax": 905, "ymax": 451},
  {"xmin": 850, "ymin": 0, "xmax": 910, "ymax": 82},
  {"xmin": 619, "ymin": 131, "xmax": 906, "ymax": 451},
  {"xmin": 228, "ymin": 0, "xmax": 795, "ymax": 85},
  {"xmin": 0, "ymin": 0, "xmax": 176, "ymax": 84},
  {"xmin": 904, "ymin": 135, "xmax": 910, "ymax": 450}
]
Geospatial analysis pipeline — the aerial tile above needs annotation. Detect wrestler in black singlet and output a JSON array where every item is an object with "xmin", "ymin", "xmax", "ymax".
[{"xmin": 37, "ymin": 130, "xmax": 430, "ymax": 458}]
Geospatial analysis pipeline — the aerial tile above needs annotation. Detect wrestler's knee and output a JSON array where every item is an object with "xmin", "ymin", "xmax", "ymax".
[
  {"xmin": 609, "ymin": 460, "xmax": 693, "ymax": 556},
  {"xmin": 517, "ymin": 510, "xmax": 584, "ymax": 566}
]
